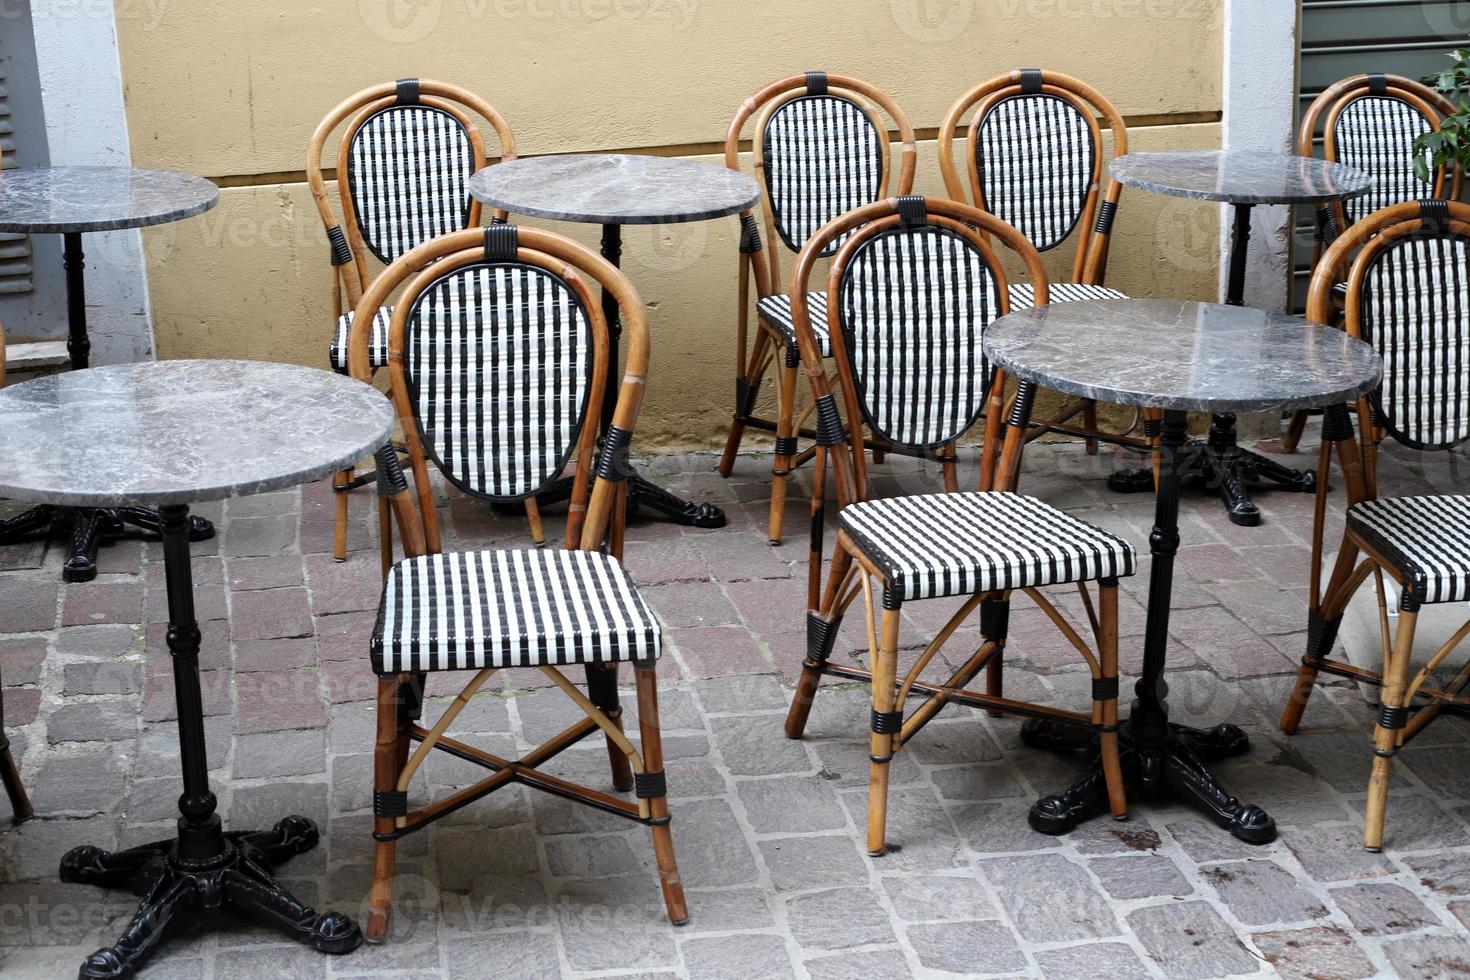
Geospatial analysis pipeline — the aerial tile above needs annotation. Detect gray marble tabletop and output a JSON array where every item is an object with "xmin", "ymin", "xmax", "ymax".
[
  {"xmin": 0, "ymin": 360, "xmax": 394, "ymax": 507},
  {"xmin": 0, "ymin": 166, "xmax": 219, "ymax": 234},
  {"xmin": 469, "ymin": 153, "xmax": 760, "ymax": 225},
  {"xmin": 1110, "ymin": 150, "xmax": 1373, "ymax": 206},
  {"xmin": 985, "ymin": 299, "xmax": 1382, "ymax": 413}
]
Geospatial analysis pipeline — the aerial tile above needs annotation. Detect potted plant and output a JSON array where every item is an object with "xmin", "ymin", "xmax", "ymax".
[{"xmin": 1414, "ymin": 45, "xmax": 1470, "ymax": 183}]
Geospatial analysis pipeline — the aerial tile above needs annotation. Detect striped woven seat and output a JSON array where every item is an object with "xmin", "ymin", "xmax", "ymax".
[
  {"xmin": 1348, "ymin": 496, "xmax": 1470, "ymax": 605},
  {"xmin": 1007, "ymin": 281, "xmax": 1127, "ymax": 311},
  {"xmin": 841, "ymin": 492, "xmax": 1137, "ymax": 602},
  {"xmin": 757, "ymin": 291, "xmax": 830, "ymax": 357},
  {"xmin": 371, "ymin": 549, "xmax": 660, "ymax": 673},
  {"xmin": 330, "ymin": 307, "xmax": 392, "ymax": 373}
]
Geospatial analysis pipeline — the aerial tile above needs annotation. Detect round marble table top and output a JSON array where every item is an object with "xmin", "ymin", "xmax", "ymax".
[
  {"xmin": 470, "ymin": 153, "xmax": 760, "ymax": 225},
  {"xmin": 0, "ymin": 360, "xmax": 394, "ymax": 507},
  {"xmin": 985, "ymin": 299, "xmax": 1382, "ymax": 413},
  {"xmin": 1110, "ymin": 150, "xmax": 1374, "ymax": 205},
  {"xmin": 0, "ymin": 166, "xmax": 219, "ymax": 234}
]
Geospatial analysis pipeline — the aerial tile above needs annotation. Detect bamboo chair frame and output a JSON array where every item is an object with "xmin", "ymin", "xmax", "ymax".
[
  {"xmin": 346, "ymin": 225, "xmax": 685, "ymax": 940},
  {"xmin": 0, "ymin": 317, "xmax": 33, "ymax": 826},
  {"xmin": 939, "ymin": 69, "xmax": 1158, "ymax": 465},
  {"xmin": 716, "ymin": 72, "xmax": 918, "ymax": 546},
  {"xmin": 1279, "ymin": 199, "xmax": 1470, "ymax": 851},
  {"xmin": 305, "ymin": 79, "xmax": 539, "ymax": 559},
  {"xmin": 779, "ymin": 196, "xmax": 1126, "ymax": 855},
  {"xmin": 1283, "ymin": 73, "xmax": 1462, "ymax": 453}
]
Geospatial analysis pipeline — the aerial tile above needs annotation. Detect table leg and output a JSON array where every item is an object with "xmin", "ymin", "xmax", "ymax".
[
  {"xmin": 1026, "ymin": 411, "xmax": 1277, "ymax": 843},
  {"xmin": 1107, "ymin": 204, "xmax": 1314, "ymax": 526},
  {"xmin": 57, "ymin": 504, "xmax": 361, "ymax": 977},
  {"xmin": 0, "ymin": 235, "xmax": 216, "ymax": 581}
]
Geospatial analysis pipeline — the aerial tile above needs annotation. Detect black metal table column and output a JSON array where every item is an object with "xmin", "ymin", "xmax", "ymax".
[{"xmin": 1025, "ymin": 411, "xmax": 1276, "ymax": 843}]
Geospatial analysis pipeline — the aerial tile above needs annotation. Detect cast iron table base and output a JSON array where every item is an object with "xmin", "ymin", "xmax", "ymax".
[
  {"xmin": 1107, "ymin": 204, "xmax": 1315, "ymax": 527},
  {"xmin": 54, "ymin": 505, "xmax": 359, "ymax": 977},
  {"xmin": 0, "ymin": 233, "xmax": 215, "ymax": 580}
]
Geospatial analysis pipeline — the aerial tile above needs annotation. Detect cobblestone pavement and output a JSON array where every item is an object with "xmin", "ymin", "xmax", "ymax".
[{"xmin": 1, "ymin": 438, "xmax": 1469, "ymax": 979}]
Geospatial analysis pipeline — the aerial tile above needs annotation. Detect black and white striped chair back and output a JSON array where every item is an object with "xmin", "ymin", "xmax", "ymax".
[
  {"xmin": 835, "ymin": 202, "xmax": 1002, "ymax": 449},
  {"xmin": 401, "ymin": 242, "xmax": 595, "ymax": 500},
  {"xmin": 762, "ymin": 82, "xmax": 885, "ymax": 256},
  {"xmin": 1332, "ymin": 96, "xmax": 1434, "ymax": 226},
  {"xmin": 974, "ymin": 91, "xmax": 1097, "ymax": 252},
  {"xmin": 1357, "ymin": 210, "xmax": 1470, "ymax": 451},
  {"xmin": 347, "ymin": 103, "xmax": 476, "ymax": 264}
]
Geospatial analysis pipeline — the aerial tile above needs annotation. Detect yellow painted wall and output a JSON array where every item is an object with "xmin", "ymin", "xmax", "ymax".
[{"xmin": 118, "ymin": 0, "xmax": 1224, "ymax": 447}]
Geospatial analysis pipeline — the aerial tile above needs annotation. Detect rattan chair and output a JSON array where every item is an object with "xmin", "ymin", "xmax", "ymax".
[
  {"xmin": 939, "ymin": 68, "xmax": 1156, "ymax": 463},
  {"xmin": 1280, "ymin": 199, "xmax": 1470, "ymax": 851},
  {"xmin": 781, "ymin": 196, "xmax": 1135, "ymax": 854},
  {"xmin": 1283, "ymin": 73, "xmax": 1463, "ymax": 452},
  {"xmin": 306, "ymin": 78, "xmax": 536, "ymax": 559},
  {"xmin": 345, "ymin": 223, "xmax": 684, "ymax": 940},
  {"xmin": 0, "ymin": 318, "xmax": 32, "ymax": 827},
  {"xmin": 717, "ymin": 72, "xmax": 917, "ymax": 545}
]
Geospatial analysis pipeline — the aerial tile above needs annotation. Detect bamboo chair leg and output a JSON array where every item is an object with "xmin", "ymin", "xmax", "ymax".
[
  {"xmin": 333, "ymin": 467, "xmax": 353, "ymax": 563},
  {"xmin": 1365, "ymin": 606, "xmax": 1418, "ymax": 851},
  {"xmin": 634, "ymin": 663, "xmax": 688, "ymax": 924},
  {"xmin": 807, "ymin": 446, "xmax": 827, "ymax": 610},
  {"xmin": 1097, "ymin": 581, "xmax": 1127, "ymax": 820},
  {"xmin": 1282, "ymin": 409, "xmax": 1310, "ymax": 454},
  {"xmin": 1083, "ymin": 399, "xmax": 1099, "ymax": 456},
  {"xmin": 587, "ymin": 663, "xmax": 634, "ymax": 792},
  {"xmin": 768, "ymin": 353, "xmax": 799, "ymax": 546},
  {"xmin": 867, "ymin": 606, "xmax": 902, "ymax": 856},
  {"xmin": 0, "ymin": 735, "xmax": 31, "ymax": 825},
  {"xmin": 1145, "ymin": 409, "xmax": 1163, "ymax": 493},
  {"xmin": 786, "ymin": 545, "xmax": 853, "ymax": 739},
  {"xmin": 524, "ymin": 498, "xmax": 545, "ymax": 546},
  {"xmin": 367, "ymin": 677, "xmax": 405, "ymax": 943},
  {"xmin": 720, "ymin": 320, "xmax": 773, "ymax": 478}
]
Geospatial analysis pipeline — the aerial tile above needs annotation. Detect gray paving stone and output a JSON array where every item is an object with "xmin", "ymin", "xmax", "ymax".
[
  {"xmin": 736, "ymin": 775, "xmax": 846, "ymax": 834},
  {"xmin": 841, "ymin": 788, "xmax": 966, "ymax": 872},
  {"xmin": 444, "ymin": 928, "xmax": 560, "ymax": 979},
  {"xmin": 710, "ymin": 714, "xmax": 813, "ymax": 776},
  {"xmin": 1383, "ymin": 934, "xmax": 1470, "ymax": 979},
  {"xmin": 1129, "ymin": 901, "xmax": 1259, "ymax": 980},
  {"xmin": 1200, "ymin": 859, "xmax": 1329, "ymax": 927},
  {"xmin": 681, "ymin": 934, "xmax": 795, "ymax": 980},
  {"xmin": 881, "ymin": 873, "xmax": 997, "ymax": 922},
  {"xmin": 33, "ymin": 750, "xmax": 127, "ymax": 815},
  {"xmin": 785, "ymin": 886, "xmax": 895, "ymax": 951},
  {"xmin": 803, "ymin": 948, "xmax": 912, "ymax": 980},
  {"xmin": 232, "ymin": 729, "xmax": 327, "ymax": 779},
  {"xmin": 1091, "ymin": 853, "xmax": 1193, "ymax": 899},
  {"xmin": 759, "ymin": 835, "xmax": 868, "ymax": 893},
  {"xmin": 905, "ymin": 920, "xmax": 1027, "ymax": 975},
  {"xmin": 1034, "ymin": 942, "xmax": 1152, "ymax": 979},
  {"xmin": 1252, "ymin": 926, "xmax": 1374, "ymax": 980},
  {"xmin": 980, "ymin": 853, "xmax": 1120, "ymax": 942},
  {"xmin": 682, "ymin": 887, "xmax": 775, "ymax": 932},
  {"xmin": 46, "ymin": 701, "xmax": 137, "ymax": 743},
  {"xmin": 1284, "ymin": 823, "xmax": 1396, "ymax": 881},
  {"xmin": 61, "ymin": 661, "xmax": 141, "ymax": 696},
  {"xmin": 1331, "ymin": 882, "xmax": 1439, "ymax": 937},
  {"xmin": 661, "ymin": 798, "xmax": 760, "ymax": 888},
  {"xmin": 1404, "ymin": 851, "xmax": 1470, "ymax": 897}
]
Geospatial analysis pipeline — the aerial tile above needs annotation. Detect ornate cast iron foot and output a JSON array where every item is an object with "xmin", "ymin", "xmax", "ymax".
[
  {"xmin": 629, "ymin": 475, "xmax": 727, "ymax": 528},
  {"xmin": 61, "ymin": 817, "xmax": 360, "ymax": 978}
]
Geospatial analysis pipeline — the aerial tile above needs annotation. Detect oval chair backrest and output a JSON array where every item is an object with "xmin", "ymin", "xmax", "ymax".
[
  {"xmin": 347, "ymin": 102, "xmax": 478, "ymax": 264},
  {"xmin": 1330, "ymin": 94, "xmax": 1436, "ymax": 226},
  {"xmin": 761, "ymin": 91, "xmax": 887, "ymax": 256},
  {"xmin": 1352, "ymin": 211, "xmax": 1470, "ymax": 451},
  {"xmin": 832, "ymin": 204, "xmax": 1005, "ymax": 450},
  {"xmin": 401, "ymin": 257, "xmax": 597, "ymax": 500},
  {"xmin": 973, "ymin": 90, "xmax": 1097, "ymax": 252}
]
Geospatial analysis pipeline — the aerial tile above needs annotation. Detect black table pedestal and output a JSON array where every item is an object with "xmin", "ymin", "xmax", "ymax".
[
  {"xmin": 1107, "ymin": 204, "xmax": 1315, "ymax": 526},
  {"xmin": 0, "ymin": 234, "xmax": 216, "ymax": 580},
  {"xmin": 1028, "ymin": 412, "xmax": 1277, "ymax": 843},
  {"xmin": 57, "ymin": 505, "xmax": 359, "ymax": 978}
]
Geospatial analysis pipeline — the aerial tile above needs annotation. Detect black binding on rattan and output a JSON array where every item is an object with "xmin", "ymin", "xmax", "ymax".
[
  {"xmin": 634, "ymin": 770, "xmax": 667, "ymax": 799},
  {"xmin": 374, "ymin": 444, "xmax": 408, "ymax": 497},
  {"xmin": 484, "ymin": 224, "xmax": 518, "ymax": 261},
  {"xmin": 804, "ymin": 71, "xmax": 828, "ymax": 95},
  {"xmin": 1401, "ymin": 591, "xmax": 1422, "ymax": 613},
  {"xmin": 980, "ymin": 597, "xmax": 1009, "ymax": 640},
  {"xmin": 1378, "ymin": 704, "xmax": 1410, "ymax": 730},
  {"xmin": 815, "ymin": 393, "xmax": 845, "ymax": 446},
  {"xmin": 596, "ymin": 426, "xmax": 637, "ymax": 483},
  {"xmin": 395, "ymin": 78, "xmax": 421, "ymax": 105},
  {"xmin": 807, "ymin": 611, "xmax": 840, "ymax": 663},
  {"xmin": 1092, "ymin": 677, "xmax": 1119, "ymax": 701},
  {"xmin": 1094, "ymin": 200, "xmax": 1116, "ymax": 236},
  {"xmin": 1142, "ymin": 416, "xmax": 1163, "ymax": 438},
  {"xmin": 374, "ymin": 789, "xmax": 408, "ymax": 817},
  {"xmin": 871, "ymin": 709, "xmax": 903, "ymax": 734},
  {"xmin": 1420, "ymin": 198, "xmax": 1451, "ymax": 236},
  {"xmin": 1367, "ymin": 73, "xmax": 1388, "ymax": 95},
  {"xmin": 882, "ymin": 586, "xmax": 901, "ymax": 610},
  {"xmin": 327, "ymin": 225, "xmax": 353, "ymax": 266},
  {"xmin": 1019, "ymin": 68, "xmax": 1043, "ymax": 94},
  {"xmin": 739, "ymin": 213, "xmax": 762, "ymax": 254},
  {"xmin": 1008, "ymin": 381, "xmax": 1038, "ymax": 428},
  {"xmin": 1305, "ymin": 609, "xmax": 1342, "ymax": 661},
  {"xmin": 774, "ymin": 436, "xmax": 799, "ymax": 457},
  {"xmin": 735, "ymin": 378, "xmax": 760, "ymax": 416},
  {"xmin": 896, "ymin": 195, "xmax": 927, "ymax": 227},
  {"xmin": 1319, "ymin": 404, "xmax": 1355, "ymax": 443}
]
